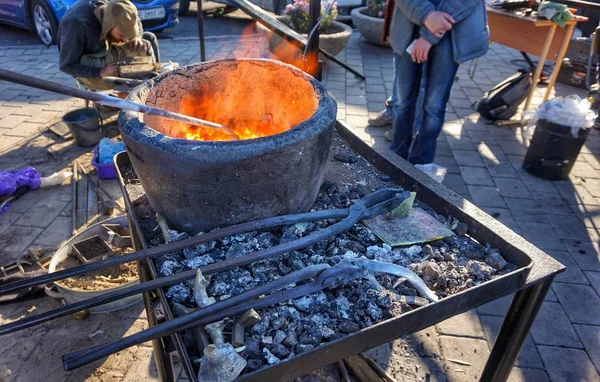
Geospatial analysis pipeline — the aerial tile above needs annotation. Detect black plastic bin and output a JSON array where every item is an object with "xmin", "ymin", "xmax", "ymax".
[{"xmin": 523, "ymin": 119, "xmax": 590, "ymax": 180}]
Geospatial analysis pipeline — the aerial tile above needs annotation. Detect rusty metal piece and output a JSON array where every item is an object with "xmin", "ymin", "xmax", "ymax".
[
  {"xmin": 204, "ymin": 319, "xmax": 229, "ymax": 346},
  {"xmin": 102, "ymin": 199, "xmax": 116, "ymax": 216},
  {"xmin": 194, "ymin": 269, "xmax": 216, "ymax": 308},
  {"xmin": 337, "ymin": 360, "xmax": 351, "ymax": 382},
  {"xmin": 232, "ymin": 309, "xmax": 261, "ymax": 347},
  {"xmin": 72, "ymin": 310, "xmax": 89, "ymax": 320},
  {"xmin": 172, "ymin": 303, "xmax": 211, "ymax": 354},
  {"xmin": 344, "ymin": 355, "xmax": 382, "ymax": 382},
  {"xmin": 198, "ymin": 343, "xmax": 246, "ymax": 382},
  {"xmin": 360, "ymin": 354, "xmax": 397, "ymax": 382}
]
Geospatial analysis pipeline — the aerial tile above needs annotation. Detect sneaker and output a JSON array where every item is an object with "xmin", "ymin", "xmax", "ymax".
[
  {"xmin": 384, "ymin": 130, "xmax": 393, "ymax": 141},
  {"xmin": 368, "ymin": 109, "xmax": 393, "ymax": 127}
]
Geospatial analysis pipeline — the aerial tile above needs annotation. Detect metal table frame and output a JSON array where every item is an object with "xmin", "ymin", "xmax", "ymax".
[
  {"xmin": 126, "ymin": 120, "xmax": 564, "ymax": 382},
  {"xmin": 334, "ymin": 121, "xmax": 563, "ymax": 381}
]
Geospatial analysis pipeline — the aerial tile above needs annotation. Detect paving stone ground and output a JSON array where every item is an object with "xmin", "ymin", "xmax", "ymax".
[{"xmin": 0, "ymin": 28, "xmax": 599, "ymax": 382}]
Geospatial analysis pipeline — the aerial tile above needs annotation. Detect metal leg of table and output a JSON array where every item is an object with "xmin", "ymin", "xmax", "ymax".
[
  {"xmin": 138, "ymin": 260, "xmax": 176, "ymax": 382},
  {"xmin": 197, "ymin": 0, "xmax": 206, "ymax": 62},
  {"xmin": 479, "ymin": 279, "xmax": 554, "ymax": 382}
]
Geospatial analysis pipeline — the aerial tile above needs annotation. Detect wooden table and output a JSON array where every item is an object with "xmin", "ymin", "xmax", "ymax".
[{"xmin": 487, "ymin": 7, "xmax": 588, "ymax": 115}]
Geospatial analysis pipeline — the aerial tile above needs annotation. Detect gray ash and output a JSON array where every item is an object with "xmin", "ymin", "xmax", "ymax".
[{"xmin": 121, "ymin": 160, "xmax": 515, "ymax": 376}]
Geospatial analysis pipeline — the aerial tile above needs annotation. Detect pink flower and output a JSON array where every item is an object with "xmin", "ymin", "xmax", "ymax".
[{"xmin": 378, "ymin": 11, "xmax": 384, "ymax": 17}]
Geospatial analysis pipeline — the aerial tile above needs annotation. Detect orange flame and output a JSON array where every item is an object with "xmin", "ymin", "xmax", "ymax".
[
  {"xmin": 142, "ymin": 26, "xmax": 320, "ymax": 142},
  {"xmin": 264, "ymin": 29, "xmax": 320, "ymax": 78},
  {"xmin": 144, "ymin": 60, "xmax": 318, "ymax": 142}
]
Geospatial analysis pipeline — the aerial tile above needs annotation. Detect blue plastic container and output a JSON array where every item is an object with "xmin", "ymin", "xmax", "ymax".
[{"xmin": 91, "ymin": 145, "xmax": 117, "ymax": 179}]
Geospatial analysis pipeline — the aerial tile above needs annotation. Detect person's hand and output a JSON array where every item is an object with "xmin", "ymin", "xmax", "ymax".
[
  {"xmin": 411, "ymin": 37, "xmax": 432, "ymax": 63},
  {"xmin": 100, "ymin": 62, "xmax": 119, "ymax": 77},
  {"xmin": 424, "ymin": 11, "xmax": 455, "ymax": 37},
  {"xmin": 127, "ymin": 38, "xmax": 149, "ymax": 54}
]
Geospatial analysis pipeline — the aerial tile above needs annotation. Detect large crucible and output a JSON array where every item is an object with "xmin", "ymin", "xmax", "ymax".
[{"xmin": 119, "ymin": 59, "xmax": 337, "ymax": 233}]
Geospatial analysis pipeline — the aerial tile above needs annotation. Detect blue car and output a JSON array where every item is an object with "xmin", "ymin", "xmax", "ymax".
[{"xmin": 0, "ymin": 0, "xmax": 179, "ymax": 45}]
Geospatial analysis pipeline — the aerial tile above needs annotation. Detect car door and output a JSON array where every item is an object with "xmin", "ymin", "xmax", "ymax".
[{"xmin": 0, "ymin": 0, "xmax": 27, "ymax": 27}]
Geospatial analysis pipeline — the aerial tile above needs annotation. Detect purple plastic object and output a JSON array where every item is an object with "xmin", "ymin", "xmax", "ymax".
[
  {"xmin": 0, "ymin": 167, "xmax": 41, "ymax": 214},
  {"xmin": 91, "ymin": 145, "xmax": 117, "ymax": 179}
]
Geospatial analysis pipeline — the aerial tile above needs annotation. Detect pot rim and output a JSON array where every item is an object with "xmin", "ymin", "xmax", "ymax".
[
  {"xmin": 350, "ymin": 6, "xmax": 385, "ymax": 21},
  {"xmin": 119, "ymin": 58, "xmax": 337, "ymax": 163},
  {"xmin": 256, "ymin": 16, "xmax": 352, "ymax": 36}
]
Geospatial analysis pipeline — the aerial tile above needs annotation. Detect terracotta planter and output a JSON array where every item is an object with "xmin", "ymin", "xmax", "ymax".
[
  {"xmin": 255, "ymin": 16, "xmax": 353, "ymax": 62},
  {"xmin": 351, "ymin": 7, "xmax": 389, "ymax": 47}
]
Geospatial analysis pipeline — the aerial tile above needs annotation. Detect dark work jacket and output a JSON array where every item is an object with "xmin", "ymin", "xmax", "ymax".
[{"xmin": 57, "ymin": 0, "xmax": 108, "ymax": 78}]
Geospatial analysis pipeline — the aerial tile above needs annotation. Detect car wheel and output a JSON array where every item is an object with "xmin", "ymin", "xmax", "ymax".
[
  {"xmin": 214, "ymin": 5, "xmax": 237, "ymax": 16},
  {"xmin": 31, "ymin": 0, "xmax": 58, "ymax": 45},
  {"xmin": 179, "ymin": 0, "xmax": 191, "ymax": 16}
]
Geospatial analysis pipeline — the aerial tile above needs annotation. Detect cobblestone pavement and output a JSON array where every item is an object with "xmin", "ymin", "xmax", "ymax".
[{"xmin": 0, "ymin": 29, "xmax": 599, "ymax": 382}]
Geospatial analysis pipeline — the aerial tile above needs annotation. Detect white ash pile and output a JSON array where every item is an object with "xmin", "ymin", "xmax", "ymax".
[{"xmin": 151, "ymin": 182, "xmax": 515, "ymax": 374}]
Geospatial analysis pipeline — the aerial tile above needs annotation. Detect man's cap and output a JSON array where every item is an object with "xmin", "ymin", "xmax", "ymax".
[{"xmin": 101, "ymin": 0, "xmax": 139, "ymax": 40}]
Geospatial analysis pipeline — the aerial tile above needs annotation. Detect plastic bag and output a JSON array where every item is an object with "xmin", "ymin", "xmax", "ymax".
[
  {"xmin": 98, "ymin": 138, "xmax": 126, "ymax": 164},
  {"xmin": 535, "ymin": 95, "xmax": 596, "ymax": 138}
]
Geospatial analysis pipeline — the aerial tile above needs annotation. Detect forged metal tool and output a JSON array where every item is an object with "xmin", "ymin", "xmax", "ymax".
[
  {"xmin": 0, "ymin": 69, "xmax": 238, "ymax": 138},
  {"xmin": 0, "ymin": 189, "xmax": 409, "ymax": 336},
  {"xmin": 62, "ymin": 258, "xmax": 437, "ymax": 370}
]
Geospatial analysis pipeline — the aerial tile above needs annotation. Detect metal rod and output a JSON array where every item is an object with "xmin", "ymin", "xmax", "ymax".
[
  {"xmin": 62, "ymin": 265, "xmax": 329, "ymax": 370},
  {"xmin": 197, "ymin": 0, "xmax": 206, "ymax": 62},
  {"xmin": 305, "ymin": 0, "xmax": 321, "ymax": 78},
  {"xmin": 0, "ymin": 188, "xmax": 404, "ymax": 297},
  {"xmin": 0, "ymin": 69, "xmax": 237, "ymax": 138},
  {"xmin": 0, "ymin": 190, "xmax": 407, "ymax": 338},
  {"xmin": 0, "ymin": 207, "xmax": 348, "ymax": 297},
  {"xmin": 337, "ymin": 360, "xmax": 351, "ymax": 382},
  {"xmin": 71, "ymin": 162, "xmax": 78, "ymax": 236},
  {"xmin": 137, "ymin": 259, "xmax": 175, "ymax": 382},
  {"xmin": 480, "ymin": 280, "xmax": 554, "ymax": 382}
]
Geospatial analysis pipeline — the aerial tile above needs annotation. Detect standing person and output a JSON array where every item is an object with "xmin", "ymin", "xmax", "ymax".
[
  {"xmin": 57, "ymin": 0, "xmax": 160, "ymax": 91},
  {"xmin": 388, "ymin": 0, "xmax": 489, "ymax": 164}
]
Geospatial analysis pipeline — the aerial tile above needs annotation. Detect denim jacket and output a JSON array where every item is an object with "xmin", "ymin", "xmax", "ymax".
[{"xmin": 389, "ymin": 0, "xmax": 490, "ymax": 63}]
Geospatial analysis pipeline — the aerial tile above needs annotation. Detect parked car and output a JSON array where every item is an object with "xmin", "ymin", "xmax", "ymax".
[
  {"xmin": 178, "ymin": 0, "xmax": 237, "ymax": 17},
  {"xmin": 0, "ymin": 0, "xmax": 180, "ymax": 45}
]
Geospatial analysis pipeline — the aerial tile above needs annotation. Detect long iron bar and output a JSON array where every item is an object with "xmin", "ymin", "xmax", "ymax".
[
  {"xmin": 0, "ymin": 69, "xmax": 238, "ymax": 138},
  {"xmin": 0, "ymin": 188, "xmax": 403, "ymax": 295},
  {"xmin": 65, "ymin": 256, "xmax": 437, "ymax": 370},
  {"xmin": 62, "ymin": 265, "xmax": 329, "ymax": 370},
  {"xmin": 0, "ymin": 209, "xmax": 347, "ymax": 296},
  {"xmin": 0, "ymin": 190, "xmax": 408, "ymax": 336}
]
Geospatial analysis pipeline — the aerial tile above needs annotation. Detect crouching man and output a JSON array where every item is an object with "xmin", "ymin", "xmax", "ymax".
[{"xmin": 58, "ymin": 0, "xmax": 160, "ymax": 90}]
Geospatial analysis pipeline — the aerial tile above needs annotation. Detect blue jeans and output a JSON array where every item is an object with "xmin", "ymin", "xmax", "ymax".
[
  {"xmin": 384, "ymin": 58, "xmax": 424, "ymax": 135},
  {"xmin": 390, "ymin": 31, "xmax": 459, "ymax": 165}
]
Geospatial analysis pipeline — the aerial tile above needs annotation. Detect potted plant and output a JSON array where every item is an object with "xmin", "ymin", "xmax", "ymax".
[
  {"xmin": 255, "ymin": 0, "xmax": 353, "ymax": 62},
  {"xmin": 351, "ymin": 0, "xmax": 390, "ymax": 47}
]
